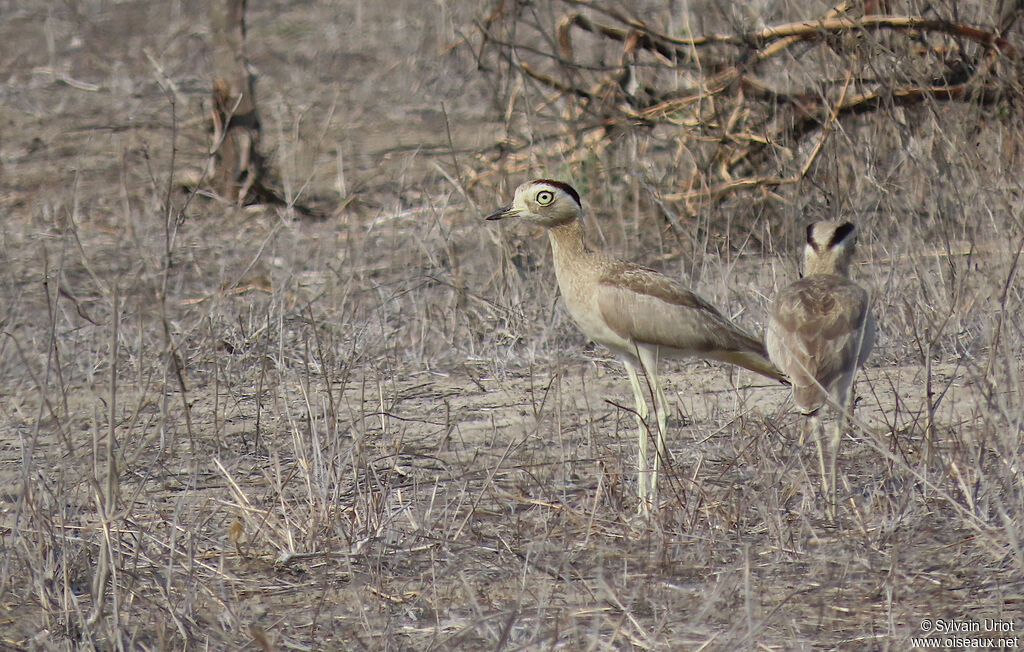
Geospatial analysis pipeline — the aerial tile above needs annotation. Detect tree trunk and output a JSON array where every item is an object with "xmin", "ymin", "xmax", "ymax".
[{"xmin": 207, "ymin": 0, "xmax": 265, "ymax": 203}]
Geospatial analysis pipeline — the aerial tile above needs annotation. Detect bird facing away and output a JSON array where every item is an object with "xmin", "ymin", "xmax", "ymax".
[
  {"xmin": 766, "ymin": 219, "xmax": 874, "ymax": 512},
  {"xmin": 486, "ymin": 179, "xmax": 786, "ymax": 512}
]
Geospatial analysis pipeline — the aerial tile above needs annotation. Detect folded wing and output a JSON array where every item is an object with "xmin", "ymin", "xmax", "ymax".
[
  {"xmin": 597, "ymin": 263, "xmax": 785, "ymax": 381},
  {"xmin": 767, "ymin": 275, "xmax": 872, "ymax": 410}
]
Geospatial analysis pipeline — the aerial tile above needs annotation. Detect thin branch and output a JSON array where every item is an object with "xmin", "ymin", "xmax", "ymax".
[
  {"xmin": 560, "ymin": 0, "xmax": 739, "ymax": 48},
  {"xmin": 751, "ymin": 15, "xmax": 1020, "ymax": 59},
  {"xmin": 519, "ymin": 62, "xmax": 593, "ymax": 100}
]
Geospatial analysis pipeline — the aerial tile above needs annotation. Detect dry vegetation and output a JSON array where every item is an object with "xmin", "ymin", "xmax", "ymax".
[{"xmin": 2, "ymin": 0, "xmax": 1024, "ymax": 649}]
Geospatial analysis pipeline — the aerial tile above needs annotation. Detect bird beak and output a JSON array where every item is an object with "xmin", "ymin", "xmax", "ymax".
[{"xmin": 484, "ymin": 205, "xmax": 514, "ymax": 221}]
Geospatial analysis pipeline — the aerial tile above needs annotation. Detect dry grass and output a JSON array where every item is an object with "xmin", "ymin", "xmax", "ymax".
[{"xmin": 1, "ymin": 0, "xmax": 1023, "ymax": 649}]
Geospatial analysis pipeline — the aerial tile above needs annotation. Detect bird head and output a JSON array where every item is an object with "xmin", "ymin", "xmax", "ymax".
[
  {"xmin": 485, "ymin": 179, "xmax": 582, "ymax": 227},
  {"xmin": 803, "ymin": 219, "xmax": 858, "ymax": 277}
]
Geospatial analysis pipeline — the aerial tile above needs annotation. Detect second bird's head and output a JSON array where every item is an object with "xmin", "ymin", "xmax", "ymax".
[
  {"xmin": 485, "ymin": 179, "xmax": 582, "ymax": 227},
  {"xmin": 803, "ymin": 219, "xmax": 858, "ymax": 277}
]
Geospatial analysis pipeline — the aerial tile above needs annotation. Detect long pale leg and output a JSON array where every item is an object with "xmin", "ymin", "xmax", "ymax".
[
  {"xmin": 625, "ymin": 361, "xmax": 653, "ymax": 512},
  {"xmin": 638, "ymin": 346, "xmax": 669, "ymax": 500},
  {"xmin": 827, "ymin": 419, "xmax": 842, "ymax": 518},
  {"xmin": 827, "ymin": 376, "xmax": 854, "ymax": 519},
  {"xmin": 808, "ymin": 413, "xmax": 827, "ymax": 499}
]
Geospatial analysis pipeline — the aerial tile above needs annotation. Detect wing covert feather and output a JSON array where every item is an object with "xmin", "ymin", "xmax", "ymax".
[
  {"xmin": 596, "ymin": 264, "xmax": 767, "ymax": 357},
  {"xmin": 768, "ymin": 275, "xmax": 873, "ymax": 409}
]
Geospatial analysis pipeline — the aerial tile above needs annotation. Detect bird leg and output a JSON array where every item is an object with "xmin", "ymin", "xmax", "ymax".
[
  {"xmin": 637, "ymin": 346, "xmax": 669, "ymax": 486},
  {"xmin": 654, "ymin": 379, "xmax": 669, "ymax": 465},
  {"xmin": 827, "ymin": 417, "xmax": 843, "ymax": 519},
  {"xmin": 807, "ymin": 413, "xmax": 829, "ymax": 504},
  {"xmin": 827, "ymin": 381, "xmax": 853, "ymax": 519},
  {"xmin": 633, "ymin": 347, "xmax": 671, "ymax": 513},
  {"xmin": 625, "ymin": 361, "xmax": 654, "ymax": 512}
]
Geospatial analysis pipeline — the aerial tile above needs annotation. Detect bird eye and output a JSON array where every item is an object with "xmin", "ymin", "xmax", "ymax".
[{"xmin": 536, "ymin": 190, "xmax": 554, "ymax": 205}]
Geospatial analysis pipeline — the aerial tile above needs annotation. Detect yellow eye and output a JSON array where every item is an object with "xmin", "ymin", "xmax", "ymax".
[{"xmin": 536, "ymin": 190, "xmax": 554, "ymax": 205}]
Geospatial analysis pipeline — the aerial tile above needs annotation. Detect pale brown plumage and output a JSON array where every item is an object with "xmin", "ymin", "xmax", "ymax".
[
  {"xmin": 769, "ymin": 275, "xmax": 872, "ymax": 412},
  {"xmin": 767, "ymin": 220, "xmax": 874, "ymax": 415},
  {"xmin": 596, "ymin": 264, "xmax": 785, "ymax": 381},
  {"xmin": 486, "ymin": 179, "xmax": 786, "ymax": 511},
  {"xmin": 766, "ymin": 219, "xmax": 874, "ymax": 515}
]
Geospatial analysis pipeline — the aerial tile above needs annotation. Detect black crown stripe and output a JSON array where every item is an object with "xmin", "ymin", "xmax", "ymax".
[
  {"xmin": 535, "ymin": 179, "xmax": 581, "ymax": 207},
  {"xmin": 828, "ymin": 222, "xmax": 856, "ymax": 248}
]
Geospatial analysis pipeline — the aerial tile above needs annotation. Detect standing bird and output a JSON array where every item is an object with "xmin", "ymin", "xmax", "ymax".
[
  {"xmin": 485, "ymin": 179, "xmax": 786, "ymax": 512},
  {"xmin": 766, "ymin": 219, "xmax": 874, "ymax": 513}
]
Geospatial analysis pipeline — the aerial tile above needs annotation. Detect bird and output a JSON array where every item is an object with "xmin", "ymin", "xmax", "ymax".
[
  {"xmin": 766, "ymin": 219, "xmax": 874, "ymax": 514},
  {"xmin": 485, "ymin": 179, "xmax": 787, "ymax": 512}
]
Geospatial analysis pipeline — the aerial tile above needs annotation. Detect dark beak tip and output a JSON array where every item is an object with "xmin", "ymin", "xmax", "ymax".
[{"xmin": 484, "ymin": 206, "xmax": 512, "ymax": 221}]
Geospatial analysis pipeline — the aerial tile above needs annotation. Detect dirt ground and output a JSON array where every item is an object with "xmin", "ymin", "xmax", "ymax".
[{"xmin": 2, "ymin": 0, "xmax": 1024, "ymax": 649}]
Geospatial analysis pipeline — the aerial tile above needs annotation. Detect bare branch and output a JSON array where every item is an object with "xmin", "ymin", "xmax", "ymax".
[{"xmin": 751, "ymin": 15, "xmax": 1020, "ymax": 59}]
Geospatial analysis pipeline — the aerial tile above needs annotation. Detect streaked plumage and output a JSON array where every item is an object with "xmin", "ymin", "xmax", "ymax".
[
  {"xmin": 768, "ymin": 275, "xmax": 872, "ymax": 412},
  {"xmin": 767, "ymin": 219, "xmax": 874, "ymax": 513},
  {"xmin": 486, "ymin": 179, "xmax": 786, "ymax": 512}
]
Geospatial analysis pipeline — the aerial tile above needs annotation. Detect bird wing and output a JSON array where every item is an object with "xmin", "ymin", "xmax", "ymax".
[
  {"xmin": 768, "ymin": 275, "xmax": 872, "ymax": 401},
  {"xmin": 596, "ymin": 262, "xmax": 780, "ymax": 378}
]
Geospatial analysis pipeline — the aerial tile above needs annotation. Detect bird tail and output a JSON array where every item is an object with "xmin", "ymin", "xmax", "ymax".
[{"xmin": 708, "ymin": 350, "xmax": 789, "ymax": 384}]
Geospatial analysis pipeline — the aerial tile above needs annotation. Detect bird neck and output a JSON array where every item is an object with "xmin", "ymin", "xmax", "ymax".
[
  {"xmin": 547, "ymin": 219, "xmax": 587, "ymax": 262},
  {"xmin": 803, "ymin": 256, "xmax": 850, "ymax": 277},
  {"xmin": 802, "ymin": 243, "xmax": 853, "ymax": 277}
]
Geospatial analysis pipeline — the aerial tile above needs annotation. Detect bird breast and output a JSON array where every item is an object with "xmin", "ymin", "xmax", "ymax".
[{"xmin": 552, "ymin": 253, "xmax": 636, "ymax": 356}]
